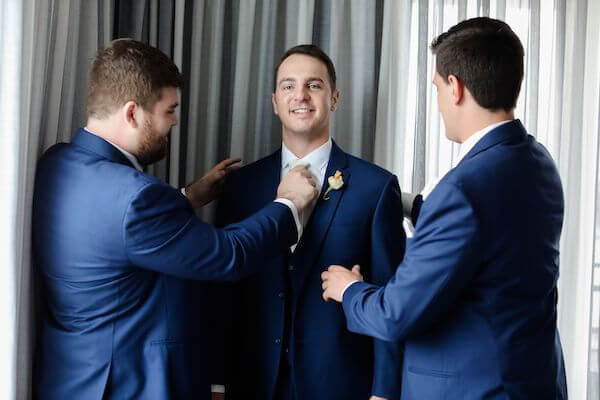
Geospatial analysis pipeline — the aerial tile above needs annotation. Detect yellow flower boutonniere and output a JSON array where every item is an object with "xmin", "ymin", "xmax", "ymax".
[{"xmin": 323, "ymin": 170, "xmax": 344, "ymax": 200}]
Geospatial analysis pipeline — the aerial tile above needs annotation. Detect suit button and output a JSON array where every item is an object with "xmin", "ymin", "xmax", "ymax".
[
  {"xmin": 289, "ymin": 265, "xmax": 295, "ymax": 271},
  {"xmin": 274, "ymin": 338, "xmax": 281, "ymax": 344},
  {"xmin": 278, "ymin": 292, "xmax": 284, "ymax": 298}
]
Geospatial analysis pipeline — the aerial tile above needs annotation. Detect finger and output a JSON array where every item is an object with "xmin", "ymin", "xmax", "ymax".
[
  {"xmin": 321, "ymin": 271, "xmax": 329, "ymax": 280},
  {"xmin": 217, "ymin": 157, "xmax": 242, "ymax": 169},
  {"xmin": 225, "ymin": 164, "xmax": 242, "ymax": 174},
  {"xmin": 328, "ymin": 265, "xmax": 345, "ymax": 272},
  {"xmin": 321, "ymin": 280, "xmax": 327, "ymax": 290},
  {"xmin": 352, "ymin": 265, "xmax": 361, "ymax": 274},
  {"xmin": 322, "ymin": 290, "xmax": 330, "ymax": 302}
]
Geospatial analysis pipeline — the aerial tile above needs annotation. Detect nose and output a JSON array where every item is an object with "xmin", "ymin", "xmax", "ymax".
[{"xmin": 293, "ymin": 86, "xmax": 310, "ymax": 101}]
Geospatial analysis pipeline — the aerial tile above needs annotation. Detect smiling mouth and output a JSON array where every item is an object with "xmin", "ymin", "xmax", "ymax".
[{"xmin": 291, "ymin": 107, "xmax": 313, "ymax": 114}]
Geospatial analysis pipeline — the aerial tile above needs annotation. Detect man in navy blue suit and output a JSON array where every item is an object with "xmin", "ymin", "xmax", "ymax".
[
  {"xmin": 322, "ymin": 17, "xmax": 568, "ymax": 400},
  {"xmin": 32, "ymin": 38, "xmax": 318, "ymax": 399},
  {"xmin": 214, "ymin": 45, "xmax": 406, "ymax": 399}
]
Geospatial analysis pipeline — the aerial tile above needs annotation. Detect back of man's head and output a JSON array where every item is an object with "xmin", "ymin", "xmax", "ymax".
[
  {"xmin": 87, "ymin": 38, "xmax": 183, "ymax": 119},
  {"xmin": 274, "ymin": 44, "xmax": 337, "ymax": 91},
  {"xmin": 430, "ymin": 17, "xmax": 524, "ymax": 112}
]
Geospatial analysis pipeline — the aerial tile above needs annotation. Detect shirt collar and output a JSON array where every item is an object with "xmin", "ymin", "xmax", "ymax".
[
  {"xmin": 456, "ymin": 119, "xmax": 512, "ymax": 165},
  {"xmin": 84, "ymin": 127, "xmax": 144, "ymax": 171},
  {"xmin": 281, "ymin": 137, "xmax": 332, "ymax": 178}
]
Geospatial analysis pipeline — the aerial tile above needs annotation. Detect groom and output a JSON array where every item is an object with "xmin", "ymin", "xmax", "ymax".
[{"xmin": 213, "ymin": 45, "xmax": 406, "ymax": 400}]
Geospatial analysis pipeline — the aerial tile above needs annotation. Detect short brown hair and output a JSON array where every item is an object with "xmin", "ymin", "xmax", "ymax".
[
  {"xmin": 431, "ymin": 17, "xmax": 524, "ymax": 112},
  {"xmin": 87, "ymin": 39, "xmax": 183, "ymax": 119},
  {"xmin": 274, "ymin": 44, "xmax": 337, "ymax": 91}
]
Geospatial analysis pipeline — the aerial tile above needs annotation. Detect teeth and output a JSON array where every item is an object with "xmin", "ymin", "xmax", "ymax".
[{"xmin": 292, "ymin": 108, "xmax": 310, "ymax": 113}]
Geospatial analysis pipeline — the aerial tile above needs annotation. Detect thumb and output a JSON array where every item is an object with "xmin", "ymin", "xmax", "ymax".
[{"xmin": 352, "ymin": 265, "xmax": 361, "ymax": 274}]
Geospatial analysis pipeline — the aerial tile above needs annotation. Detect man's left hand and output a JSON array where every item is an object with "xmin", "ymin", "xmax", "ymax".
[
  {"xmin": 184, "ymin": 157, "xmax": 242, "ymax": 209},
  {"xmin": 321, "ymin": 264, "xmax": 363, "ymax": 302}
]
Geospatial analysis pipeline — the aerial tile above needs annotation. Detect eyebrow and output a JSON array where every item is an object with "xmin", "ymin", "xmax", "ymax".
[
  {"xmin": 168, "ymin": 102, "xmax": 179, "ymax": 109},
  {"xmin": 277, "ymin": 77, "xmax": 326, "ymax": 86}
]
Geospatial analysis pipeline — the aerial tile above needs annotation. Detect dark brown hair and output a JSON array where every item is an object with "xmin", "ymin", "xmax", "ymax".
[
  {"xmin": 274, "ymin": 44, "xmax": 337, "ymax": 91},
  {"xmin": 431, "ymin": 17, "xmax": 524, "ymax": 112},
  {"xmin": 87, "ymin": 38, "xmax": 183, "ymax": 119}
]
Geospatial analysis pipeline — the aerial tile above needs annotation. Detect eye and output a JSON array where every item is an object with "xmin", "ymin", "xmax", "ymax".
[
  {"xmin": 308, "ymin": 82, "xmax": 322, "ymax": 90},
  {"xmin": 281, "ymin": 84, "xmax": 294, "ymax": 91}
]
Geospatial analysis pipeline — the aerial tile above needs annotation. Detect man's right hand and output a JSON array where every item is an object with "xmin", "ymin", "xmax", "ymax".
[{"xmin": 277, "ymin": 165, "xmax": 318, "ymax": 212}]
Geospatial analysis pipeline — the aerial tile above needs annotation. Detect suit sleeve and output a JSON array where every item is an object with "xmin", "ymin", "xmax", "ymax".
[
  {"xmin": 369, "ymin": 176, "xmax": 406, "ymax": 399},
  {"xmin": 123, "ymin": 181, "xmax": 297, "ymax": 281},
  {"xmin": 342, "ymin": 181, "xmax": 481, "ymax": 343}
]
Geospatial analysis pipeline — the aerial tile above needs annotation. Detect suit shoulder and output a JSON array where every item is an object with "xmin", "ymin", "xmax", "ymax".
[
  {"xmin": 223, "ymin": 151, "xmax": 278, "ymax": 187},
  {"xmin": 345, "ymin": 154, "xmax": 397, "ymax": 185}
]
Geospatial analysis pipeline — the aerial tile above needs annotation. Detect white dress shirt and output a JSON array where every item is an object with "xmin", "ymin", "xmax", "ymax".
[{"xmin": 281, "ymin": 138, "xmax": 332, "ymax": 250}]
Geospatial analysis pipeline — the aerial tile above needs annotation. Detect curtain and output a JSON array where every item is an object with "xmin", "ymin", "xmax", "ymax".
[
  {"xmin": 1, "ymin": 1, "xmax": 23, "ymax": 399},
  {"xmin": 7, "ymin": 0, "xmax": 599, "ymax": 399}
]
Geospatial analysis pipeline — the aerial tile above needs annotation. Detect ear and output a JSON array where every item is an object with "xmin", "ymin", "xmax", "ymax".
[
  {"xmin": 330, "ymin": 89, "xmax": 340, "ymax": 112},
  {"xmin": 447, "ymin": 74, "xmax": 464, "ymax": 105},
  {"xmin": 123, "ymin": 101, "xmax": 142, "ymax": 128},
  {"xmin": 271, "ymin": 93, "xmax": 279, "ymax": 115}
]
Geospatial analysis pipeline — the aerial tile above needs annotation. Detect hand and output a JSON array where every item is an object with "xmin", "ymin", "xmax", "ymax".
[
  {"xmin": 277, "ymin": 165, "xmax": 318, "ymax": 212},
  {"xmin": 321, "ymin": 265, "xmax": 363, "ymax": 302},
  {"xmin": 184, "ymin": 157, "xmax": 242, "ymax": 208}
]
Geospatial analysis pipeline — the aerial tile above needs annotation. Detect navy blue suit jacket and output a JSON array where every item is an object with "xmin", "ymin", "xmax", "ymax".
[
  {"xmin": 32, "ymin": 129, "xmax": 297, "ymax": 399},
  {"xmin": 215, "ymin": 142, "xmax": 406, "ymax": 399},
  {"xmin": 342, "ymin": 120, "xmax": 568, "ymax": 399}
]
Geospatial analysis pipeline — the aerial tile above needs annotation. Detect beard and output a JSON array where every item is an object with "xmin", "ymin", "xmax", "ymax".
[{"xmin": 136, "ymin": 117, "xmax": 169, "ymax": 166}]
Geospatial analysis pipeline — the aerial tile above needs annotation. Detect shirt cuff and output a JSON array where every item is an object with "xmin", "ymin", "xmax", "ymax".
[
  {"xmin": 180, "ymin": 187, "xmax": 187, "ymax": 197},
  {"xmin": 274, "ymin": 198, "xmax": 302, "ymax": 242},
  {"xmin": 341, "ymin": 280, "xmax": 360, "ymax": 301},
  {"xmin": 211, "ymin": 384, "xmax": 225, "ymax": 393}
]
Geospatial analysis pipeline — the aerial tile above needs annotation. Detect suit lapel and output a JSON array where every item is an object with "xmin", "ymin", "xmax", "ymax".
[
  {"xmin": 290, "ymin": 141, "xmax": 350, "ymax": 292},
  {"xmin": 257, "ymin": 149, "xmax": 282, "ymax": 207}
]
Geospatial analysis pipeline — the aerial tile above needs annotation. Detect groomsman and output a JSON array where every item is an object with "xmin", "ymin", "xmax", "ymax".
[
  {"xmin": 32, "ymin": 38, "xmax": 317, "ymax": 400},
  {"xmin": 322, "ymin": 17, "xmax": 568, "ymax": 400}
]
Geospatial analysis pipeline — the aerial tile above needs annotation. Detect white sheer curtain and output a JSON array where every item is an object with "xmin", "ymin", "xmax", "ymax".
[
  {"xmin": 0, "ymin": 0, "xmax": 22, "ymax": 399},
  {"xmin": 374, "ymin": 0, "xmax": 600, "ymax": 398}
]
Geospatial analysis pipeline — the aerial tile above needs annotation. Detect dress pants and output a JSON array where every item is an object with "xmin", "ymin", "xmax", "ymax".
[{"xmin": 274, "ymin": 352, "xmax": 296, "ymax": 400}]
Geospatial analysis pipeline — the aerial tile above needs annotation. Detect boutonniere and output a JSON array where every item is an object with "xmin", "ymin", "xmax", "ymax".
[{"xmin": 323, "ymin": 170, "xmax": 344, "ymax": 200}]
